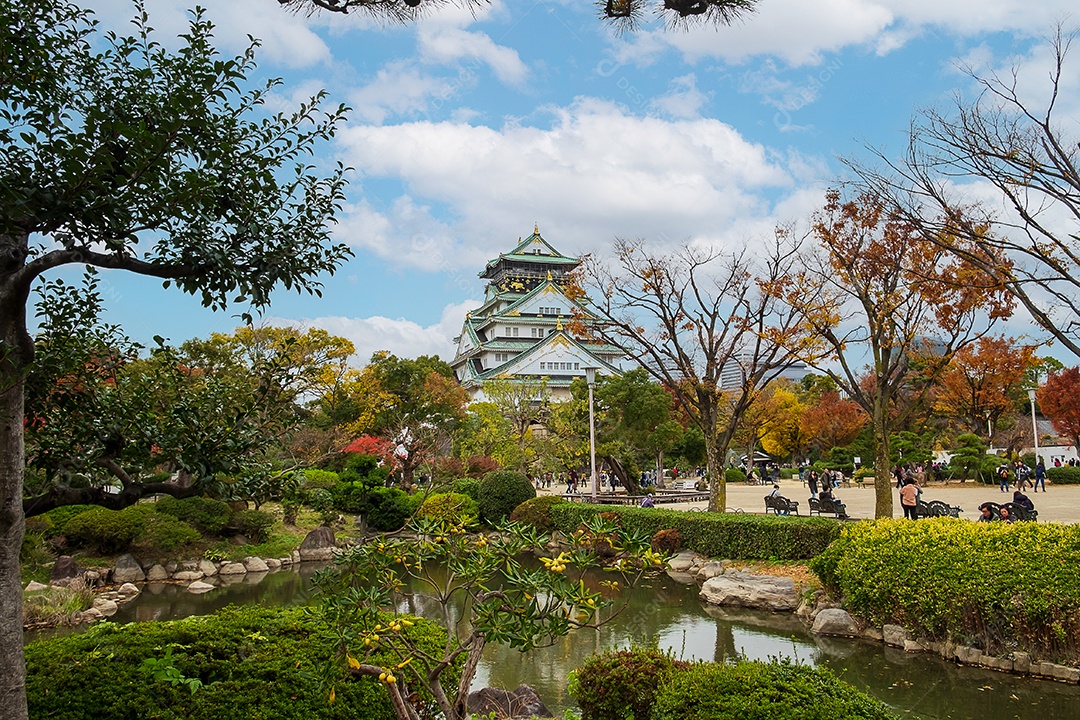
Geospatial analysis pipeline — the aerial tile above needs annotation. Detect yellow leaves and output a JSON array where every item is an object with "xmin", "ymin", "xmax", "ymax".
[
  {"xmin": 329, "ymin": 687, "xmax": 336, "ymax": 704},
  {"xmin": 346, "ymin": 654, "xmax": 361, "ymax": 670}
]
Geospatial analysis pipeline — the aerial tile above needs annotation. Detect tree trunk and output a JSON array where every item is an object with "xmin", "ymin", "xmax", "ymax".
[
  {"xmin": 0, "ymin": 271, "xmax": 32, "ymax": 720},
  {"xmin": 706, "ymin": 432, "xmax": 725, "ymax": 512},
  {"xmin": 872, "ymin": 400, "xmax": 893, "ymax": 519}
]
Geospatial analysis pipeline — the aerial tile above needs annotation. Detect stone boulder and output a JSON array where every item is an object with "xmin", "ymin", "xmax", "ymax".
[
  {"xmin": 118, "ymin": 583, "xmax": 141, "ymax": 597},
  {"xmin": 667, "ymin": 549, "xmax": 699, "ymax": 573},
  {"xmin": 187, "ymin": 581, "xmax": 215, "ymax": 594},
  {"xmin": 696, "ymin": 561, "xmax": 728, "ymax": 581},
  {"xmin": 243, "ymin": 556, "xmax": 269, "ymax": 573},
  {"xmin": 146, "ymin": 564, "xmax": 169, "ymax": 581},
  {"xmin": 811, "ymin": 608, "xmax": 858, "ymax": 637},
  {"xmin": 50, "ymin": 555, "xmax": 83, "ymax": 586},
  {"xmin": 92, "ymin": 598, "xmax": 118, "ymax": 617},
  {"xmin": 265, "ymin": 558, "xmax": 282, "ymax": 570},
  {"xmin": 882, "ymin": 624, "xmax": 907, "ymax": 648},
  {"xmin": 218, "ymin": 562, "xmax": 247, "ymax": 575},
  {"xmin": 198, "ymin": 559, "xmax": 219, "ymax": 577},
  {"xmin": 299, "ymin": 526, "xmax": 336, "ymax": 562},
  {"xmin": 699, "ymin": 571, "xmax": 800, "ymax": 612},
  {"xmin": 172, "ymin": 570, "xmax": 204, "ymax": 582},
  {"xmin": 466, "ymin": 685, "xmax": 550, "ymax": 719},
  {"xmin": 112, "ymin": 554, "xmax": 145, "ymax": 584},
  {"xmin": 24, "ymin": 581, "xmax": 48, "ymax": 592}
]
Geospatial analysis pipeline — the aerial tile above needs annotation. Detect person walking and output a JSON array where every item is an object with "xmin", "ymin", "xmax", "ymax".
[
  {"xmin": 899, "ymin": 477, "xmax": 920, "ymax": 520},
  {"xmin": 1034, "ymin": 459, "xmax": 1047, "ymax": 493},
  {"xmin": 808, "ymin": 470, "xmax": 819, "ymax": 498},
  {"xmin": 997, "ymin": 464, "xmax": 1011, "ymax": 493}
]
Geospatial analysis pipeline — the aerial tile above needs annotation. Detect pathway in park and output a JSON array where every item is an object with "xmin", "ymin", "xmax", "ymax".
[{"xmin": 685, "ymin": 479, "xmax": 1079, "ymax": 523}]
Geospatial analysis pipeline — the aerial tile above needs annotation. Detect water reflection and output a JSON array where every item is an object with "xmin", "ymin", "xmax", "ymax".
[{"xmin": 29, "ymin": 562, "xmax": 1080, "ymax": 720}]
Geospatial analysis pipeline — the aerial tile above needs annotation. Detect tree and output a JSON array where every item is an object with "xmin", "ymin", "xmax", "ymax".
[
  {"xmin": 774, "ymin": 191, "xmax": 1012, "ymax": 517},
  {"xmin": 852, "ymin": 27, "xmax": 1080, "ymax": 360},
  {"xmin": 480, "ymin": 374, "xmax": 550, "ymax": 474},
  {"xmin": 757, "ymin": 383, "xmax": 807, "ymax": 461},
  {"xmin": 799, "ymin": 390, "xmax": 867, "ymax": 459},
  {"xmin": 1, "ymin": 3, "xmax": 350, "ymax": 716},
  {"xmin": 934, "ymin": 336, "xmax": 1038, "ymax": 436},
  {"xmin": 277, "ymin": 0, "xmax": 759, "ymax": 33},
  {"xmin": 453, "ymin": 401, "xmax": 521, "ymax": 470},
  {"xmin": 580, "ymin": 233, "xmax": 805, "ymax": 512},
  {"xmin": 1039, "ymin": 368, "xmax": 1080, "ymax": 449}
]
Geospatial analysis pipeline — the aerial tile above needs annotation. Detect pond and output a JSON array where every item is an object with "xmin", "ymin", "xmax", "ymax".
[{"xmin": 35, "ymin": 564, "xmax": 1080, "ymax": 719}]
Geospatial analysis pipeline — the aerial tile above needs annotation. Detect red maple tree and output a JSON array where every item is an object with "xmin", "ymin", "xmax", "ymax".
[{"xmin": 1039, "ymin": 368, "xmax": 1080, "ymax": 449}]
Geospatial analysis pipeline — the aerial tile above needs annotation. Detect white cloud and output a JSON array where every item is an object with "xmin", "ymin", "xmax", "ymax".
[
  {"xmin": 334, "ymin": 97, "xmax": 798, "ymax": 270},
  {"xmin": 348, "ymin": 61, "xmax": 457, "ymax": 123},
  {"xmin": 650, "ymin": 74, "xmax": 709, "ymax": 119},
  {"xmin": 271, "ymin": 300, "xmax": 479, "ymax": 362},
  {"xmin": 418, "ymin": 26, "xmax": 529, "ymax": 85}
]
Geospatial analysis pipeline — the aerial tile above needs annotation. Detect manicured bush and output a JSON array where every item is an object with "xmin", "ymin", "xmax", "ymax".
[
  {"xmin": 1047, "ymin": 466, "xmax": 1080, "ymax": 484},
  {"xmin": 302, "ymin": 468, "xmax": 341, "ymax": 491},
  {"xmin": 416, "ymin": 492, "xmax": 478, "ymax": 526},
  {"xmin": 573, "ymin": 646, "xmax": 687, "ymax": 720},
  {"xmin": 39, "ymin": 505, "xmax": 96, "ymax": 537},
  {"xmin": 779, "ymin": 467, "xmax": 795, "ymax": 479},
  {"xmin": 477, "ymin": 470, "xmax": 536, "ymax": 524},
  {"xmin": 25, "ymin": 605, "xmax": 457, "ymax": 720},
  {"xmin": 724, "ymin": 467, "xmax": 746, "ymax": 484},
  {"xmin": 137, "ymin": 513, "xmax": 200, "ymax": 552},
  {"xmin": 451, "ymin": 477, "xmax": 481, "ymax": 501},
  {"xmin": 155, "ymin": 496, "xmax": 231, "ymax": 535},
  {"xmin": 651, "ymin": 660, "xmax": 898, "ymax": 720},
  {"xmin": 62, "ymin": 505, "xmax": 154, "ymax": 553},
  {"xmin": 549, "ymin": 504, "xmax": 841, "ymax": 561},
  {"xmin": 810, "ymin": 518, "xmax": 1080, "ymax": 659},
  {"xmin": 230, "ymin": 509, "xmax": 275, "ymax": 543},
  {"xmin": 508, "ymin": 495, "xmax": 566, "ymax": 531},
  {"xmin": 365, "ymin": 487, "xmax": 420, "ymax": 531},
  {"xmin": 651, "ymin": 528, "xmax": 683, "ymax": 553}
]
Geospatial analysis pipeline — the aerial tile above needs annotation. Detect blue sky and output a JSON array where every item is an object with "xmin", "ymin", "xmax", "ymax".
[{"xmin": 72, "ymin": 0, "xmax": 1080, "ymax": 362}]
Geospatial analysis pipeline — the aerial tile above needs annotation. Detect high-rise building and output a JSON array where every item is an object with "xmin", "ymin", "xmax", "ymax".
[{"xmin": 451, "ymin": 226, "xmax": 623, "ymax": 401}]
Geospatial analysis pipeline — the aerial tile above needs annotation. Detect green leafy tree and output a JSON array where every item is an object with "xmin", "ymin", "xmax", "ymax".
[
  {"xmin": 0, "ymin": 3, "xmax": 350, "ymax": 715},
  {"xmin": 315, "ymin": 516, "xmax": 663, "ymax": 720}
]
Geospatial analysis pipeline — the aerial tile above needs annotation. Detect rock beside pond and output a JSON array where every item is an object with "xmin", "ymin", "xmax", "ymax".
[
  {"xmin": 117, "ymin": 583, "xmax": 141, "ymax": 598},
  {"xmin": 466, "ymin": 685, "xmax": 550, "ymax": 719},
  {"xmin": 50, "ymin": 556, "xmax": 83, "ymax": 587},
  {"xmin": 699, "ymin": 570, "xmax": 800, "ymax": 611},
  {"xmin": 667, "ymin": 549, "xmax": 700, "ymax": 573},
  {"xmin": 188, "ymin": 581, "xmax": 215, "ymax": 594},
  {"xmin": 696, "ymin": 560, "xmax": 729, "ymax": 580},
  {"xmin": 811, "ymin": 609, "xmax": 858, "ymax": 637},
  {"xmin": 146, "ymin": 564, "xmax": 169, "ymax": 581},
  {"xmin": 243, "ymin": 556, "xmax": 269, "ymax": 573},
  {"xmin": 25, "ymin": 581, "xmax": 48, "ymax": 592},
  {"xmin": 883, "ymin": 624, "xmax": 907, "ymax": 648},
  {"xmin": 92, "ymin": 598, "xmax": 118, "ymax": 617},
  {"xmin": 265, "ymin": 558, "xmax": 281, "ymax": 570},
  {"xmin": 218, "ymin": 562, "xmax": 247, "ymax": 575},
  {"xmin": 199, "ymin": 559, "xmax": 219, "ymax": 577},
  {"xmin": 299, "ymin": 526, "xmax": 336, "ymax": 561},
  {"xmin": 172, "ymin": 570, "xmax": 204, "ymax": 582},
  {"xmin": 113, "ymin": 554, "xmax": 145, "ymax": 584}
]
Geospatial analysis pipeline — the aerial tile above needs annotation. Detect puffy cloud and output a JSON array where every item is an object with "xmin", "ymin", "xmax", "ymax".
[
  {"xmin": 335, "ymin": 97, "xmax": 799, "ymax": 270},
  {"xmin": 417, "ymin": 26, "xmax": 529, "ymax": 86},
  {"xmin": 650, "ymin": 74, "xmax": 710, "ymax": 119},
  {"xmin": 348, "ymin": 61, "xmax": 458, "ymax": 124},
  {"xmin": 270, "ymin": 300, "xmax": 479, "ymax": 363}
]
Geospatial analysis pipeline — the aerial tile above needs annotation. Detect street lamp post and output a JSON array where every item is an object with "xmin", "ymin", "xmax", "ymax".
[
  {"xmin": 1028, "ymin": 389, "xmax": 1040, "ymax": 464},
  {"xmin": 585, "ymin": 366, "xmax": 598, "ymax": 502},
  {"xmin": 985, "ymin": 410, "xmax": 993, "ymax": 451}
]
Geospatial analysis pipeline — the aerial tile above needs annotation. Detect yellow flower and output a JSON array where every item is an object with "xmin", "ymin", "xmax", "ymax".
[
  {"xmin": 329, "ymin": 687, "xmax": 336, "ymax": 703},
  {"xmin": 347, "ymin": 654, "xmax": 361, "ymax": 669}
]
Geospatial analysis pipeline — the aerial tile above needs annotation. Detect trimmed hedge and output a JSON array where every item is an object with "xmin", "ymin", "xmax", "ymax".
[
  {"xmin": 810, "ymin": 518, "xmax": 1080, "ymax": 659},
  {"xmin": 573, "ymin": 646, "xmax": 686, "ymax": 720},
  {"xmin": 1047, "ymin": 466, "xmax": 1080, "ymax": 484},
  {"xmin": 155, "ymin": 496, "xmax": 231, "ymax": 535},
  {"xmin": 508, "ymin": 495, "xmax": 566, "ymax": 531},
  {"xmin": 416, "ymin": 492, "xmax": 478, "ymax": 526},
  {"xmin": 549, "ymin": 504, "xmax": 841, "ymax": 560},
  {"xmin": 25, "ymin": 606, "xmax": 455, "ymax": 720},
  {"xmin": 651, "ymin": 660, "xmax": 898, "ymax": 720}
]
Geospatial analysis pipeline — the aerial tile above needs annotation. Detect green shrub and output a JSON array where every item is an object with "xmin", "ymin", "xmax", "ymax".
[
  {"xmin": 63, "ymin": 505, "xmax": 154, "ymax": 553},
  {"xmin": 508, "ymin": 496, "xmax": 566, "ymax": 531},
  {"xmin": 306, "ymin": 488, "xmax": 338, "ymax": 526},
  {"xmin": 550, "ymin": 504, "xmax": 840, "ymax": 561},
  {"xmin": 573, "ymin": 646, "xmax": 686, "ymax": 720},
  {"xmin": 416, "ymin": 492, "xmax": 478, "ymax": 526},
  {"xmin": 724, "ymin": 467, "xmax": 746, "ymax": 484},
  {"xmin": 477, "ymin": 470, "xmax": 535, "ymax": 524},
  {"xmin": 450, "ymin": 477, "xmax": 481, "ymax": 501},
  {"xmin": 810, "ymin": 518, "xmax": 1080, "ymax": 659},
  {"xmin": 651, "ymin": 528, "xmax": 683, "ymax": 553},
  {"xmin": 25, "ymin": 605, "xmax": 456, "ymax": 720},
  {"xmin": 779, "ymin": 467, "xmax": 795, "ymax": 479},
  {"xmin": 231, "ymin": 509, "xmax": 275, "ymax": 543},
  {"xmin": 301, "ymin": 468, "xmax": 341, "ymax": 491},
  {"xmin": 137, "ymin": 513, "xmax": 200, "ymax": 553},
  {"xmin": 154, "ymin": 496, "xmax": 231, "ymax": 535},
  {"xmin": 1047, "ymin": 466, "xmax": 1080, "ymax": 484},
  {"xmin": 41, "ymin": 505, "xmax": 96, "ymax": 537},
  {"xmin": 651, "ymin": 660, "xmax": 898, "ymax": 720},
  {"xmin": 364, "ymin": 487, "xmax": 419, "ymax": 532}
]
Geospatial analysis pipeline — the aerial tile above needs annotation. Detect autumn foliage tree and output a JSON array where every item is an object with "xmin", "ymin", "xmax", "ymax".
[
  {"xmin": 798, "ymin": 390, "xmax": 867, "ymax": 457},
  {"xmin": 934, "ymin": 336, "xmax": 1038, "ymax": 435},
  {"xmin": 1039, "ymin": 368, "xmax": 1080, "ymax": 450},
  {"xmin": 775, "ymin": 191, "xmax": 1013, "ymax": 517}
]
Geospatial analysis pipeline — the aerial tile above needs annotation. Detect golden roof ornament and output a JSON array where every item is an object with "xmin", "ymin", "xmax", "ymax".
[
  {"xmin": 534, "ymin": 223, "xmax": 539, "ymax": 234},
  {"xmin": 546, "ymin": 270, "xmax": 552, "ymax": 281},
  {"xmin": 556, "ymin": 317, "xmax": 563, "ymax": 331}
]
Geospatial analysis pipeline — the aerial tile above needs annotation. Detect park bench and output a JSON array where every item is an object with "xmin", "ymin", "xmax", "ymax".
[
  {"xmin": 808, "ymin": 496, "xmax": 848, "ymax": 519},
  {"xmin": 764, "ymin": 495, "xmax": 799, "ymax": 515},
  {"xmin": 667, "ymin": 479, "xmax": 700, "ymax": 492},
  {"xmin": 980, "ymin": 501, "xmax": 1038, "ymax": 522},
  {"xmin": 914, "ymin": 499, "xmax": 962, "ymax": 519}
]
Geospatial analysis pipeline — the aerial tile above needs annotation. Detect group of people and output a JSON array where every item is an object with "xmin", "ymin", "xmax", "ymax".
[
  {"xmin": 996, "ymin": 459, "xmax": 1047, "ymax": 493},
  {"xmin": 979, "ymin": 489, "xmax": 1035, "ymax": 523}
]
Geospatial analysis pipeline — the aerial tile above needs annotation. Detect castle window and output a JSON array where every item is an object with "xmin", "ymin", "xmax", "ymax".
[{"xmin": 511, "ymin": 327, "xmax": 519, "ymax": 337}]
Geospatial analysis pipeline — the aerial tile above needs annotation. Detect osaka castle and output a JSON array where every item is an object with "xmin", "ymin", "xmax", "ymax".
[{"xmin": 451, "ymin": 226, "xmax": 624, "ymax": 401}]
